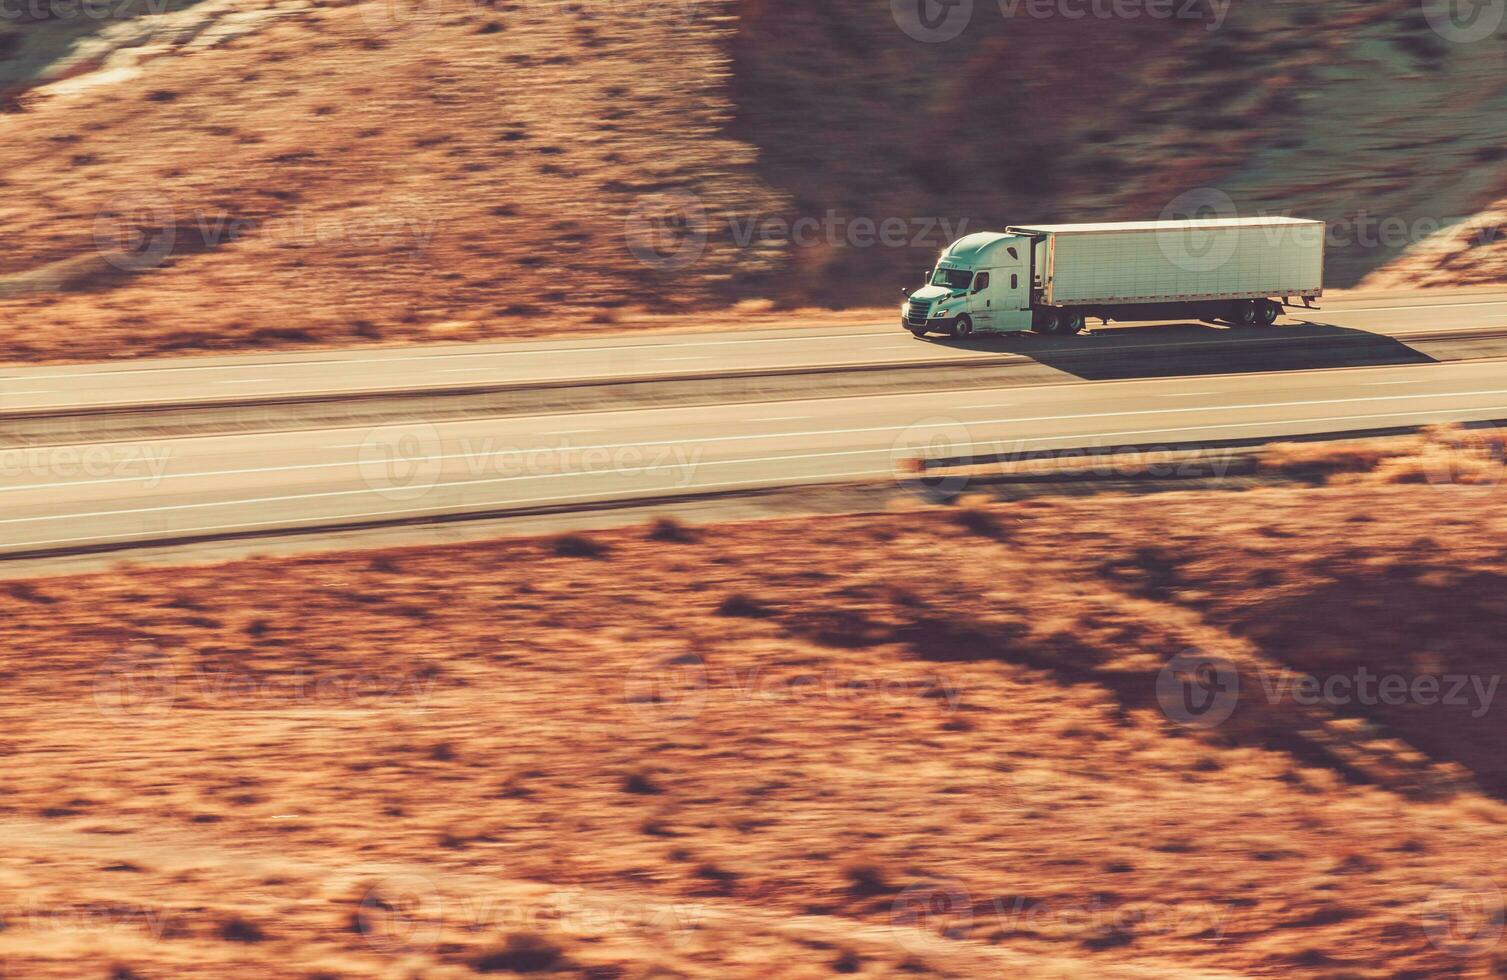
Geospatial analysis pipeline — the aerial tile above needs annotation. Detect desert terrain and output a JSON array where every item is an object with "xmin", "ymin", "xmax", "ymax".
[
  {"xmin": 0, "ymin": 0, "xmax": 1504, "ymax": 363},
  {"xmin": 4, "ymin": 434, "xmax": 1507, "ymax": 976}
]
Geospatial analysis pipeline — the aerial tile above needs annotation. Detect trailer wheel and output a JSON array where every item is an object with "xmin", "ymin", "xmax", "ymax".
[
  {"xmin": 953, "ymin": 316, "xmax": 974, "ymax": 338},
  {"xmin": 1224, "ymin": 300, "xmax": 1258, "ymax": 327},
  {"xmin": 1257, "ymin": 299, "xmax": 1281, "ymax": 326},
  {"xmin": 1059, "ymin": 309, "xmax": 1085, "ymax": 335},
  {"xmin": 1033, "ymin": 308, "xmax": 1061, "ymax": 335}
]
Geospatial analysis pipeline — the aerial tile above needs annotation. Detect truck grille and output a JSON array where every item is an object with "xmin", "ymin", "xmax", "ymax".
[{"xmin": 906, "ymin": 299, "xmax": 931, "ymax": 325}]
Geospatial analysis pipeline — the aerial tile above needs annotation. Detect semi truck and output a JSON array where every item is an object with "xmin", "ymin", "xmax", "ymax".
[{"xmin": 901, "ymin": 217, "xmax": 1325, "ymax": 337}]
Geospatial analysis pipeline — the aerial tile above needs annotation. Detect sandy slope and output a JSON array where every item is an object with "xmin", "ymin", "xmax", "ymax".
[
  {"xmin": 3, "ymin": 478, "xmax": 1507, "ymax": 976},
  {"xmin": 1, "ymin": 0, "xmax": 1504, "ymax": 363}
]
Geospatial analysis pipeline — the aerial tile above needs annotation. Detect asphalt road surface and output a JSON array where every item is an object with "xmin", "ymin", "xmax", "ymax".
[
  {"xmin": 5, "ymin": 290, "xmax": 1507, "ymax": 413},
  {"xmin": 4, "ymin": 354, "xmax": 1507, "ymax": 559}
]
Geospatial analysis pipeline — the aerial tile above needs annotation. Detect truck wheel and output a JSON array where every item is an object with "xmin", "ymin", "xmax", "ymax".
[
  {"xmin": 1033, "ymin": 309, "xmax": 1061, "ymax": 335},
  {"xmin": 953, "ymin": 316, "xmax": 974, "ymax": 338},
  {"xmin": 1225, "ymin": 300, "xmax": 1258, "ymax": 327},
  {"xmin": 1258, "ymin": 299, "xmax": 1281, "ymax": 326},
  {"xmin": 1059, "ymin": 309, "xmax": 1085, "ymax": 335}
]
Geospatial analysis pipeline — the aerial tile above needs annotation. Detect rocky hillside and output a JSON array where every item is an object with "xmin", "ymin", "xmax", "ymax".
[
  {"xmin": 1362, "ymin": 196, "xmax": 1507, "ymax": 289},
  {"xmin": 0, "ymin": 0, "xmax": 1502, "ymax": 361}
]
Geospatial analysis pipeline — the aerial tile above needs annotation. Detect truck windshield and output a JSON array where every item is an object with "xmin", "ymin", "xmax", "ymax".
[{"xmin": 930, "ymin": 268, "xmax": 974, "ymax": 290}]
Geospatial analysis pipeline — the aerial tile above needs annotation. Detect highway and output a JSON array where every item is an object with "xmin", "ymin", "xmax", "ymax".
[
  {"xmin": 3, "ymin": 353, "xmax": 1507, "ymax": 560},
  {"xmin": 4, "ymin": 289, "xmax": 1507, "ymax": 414}
]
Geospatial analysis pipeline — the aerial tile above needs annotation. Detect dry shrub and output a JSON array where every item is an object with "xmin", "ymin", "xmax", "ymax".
[
  {"xmin": 474, "ymin": 931, "xmax": 568, "ymax": 973},
  {"xmin": 218, "ymin": 915, "xmax": 266, "ymax": 943},
  {"xmin": 646, "ymin": 516, "xmax": 696, "ymax": 542},
  {"xmin": 950, "ymin": 499, "xmax": 1009, "ymax": 539},
  {"xmin": 841, "ymin": 860, "xmax": 893, "ymax": 897},
  {"xmin": 715, "ymin": 593, "xmax": 771, "ymax": 618},
  {"xmin": 1262, "ymin": 426, "xmax": 1507, "ymax": 487},
  {"xmin": 1257, "ymin": 437, "xmax": 1422, "ymax": 478},
  {"xmin": 549, "ymin": 533, "xmax": 610, "ymax": 558}
]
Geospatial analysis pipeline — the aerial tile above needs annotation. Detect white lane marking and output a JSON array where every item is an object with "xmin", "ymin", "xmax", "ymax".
[
  {"xmin": 11, "ymin": 318, "xmax": 1507, "ymax": 410},
  {"xmin": 747, "ymin": 416, "xmax": 808, "ymax": 422},
  {"xmin": 6, "ymin": 403, "xmax": 1507, "ymax": 541},
  {"xmin": 1158, "ymin": 391, "xmax": 1218, "ymax": 397},
  {"xmin": 547, "ymin": 428, "xmax": 601, "ymax": 435},
  {"xmin": 12, "ymin": 297, "xmax": 1507, "ymax": 390},
  {"xmin": 214, "ymin": 379, "xmax": 277, "ymax": 384},
  {"xmin": 1334, "ymin": 301, "xmax": 1507, "ymax": 314},
  {"xmin": 8, "ymin": 385, "xmax": 1507, "ymax": 494}
]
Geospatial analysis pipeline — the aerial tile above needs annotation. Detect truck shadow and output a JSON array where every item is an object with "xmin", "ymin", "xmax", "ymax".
[{"xmin": 922, "ymin": 319, "xmax": 1436, "ymax": 381}]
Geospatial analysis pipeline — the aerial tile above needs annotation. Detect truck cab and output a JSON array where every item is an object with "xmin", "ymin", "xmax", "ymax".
[{"xmin": 902, "ymin": 232, "xmax": 1032, "ymax": 337}]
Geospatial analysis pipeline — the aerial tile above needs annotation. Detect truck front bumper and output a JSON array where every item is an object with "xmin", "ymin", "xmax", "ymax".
[{"xmin": 903, "ymin": 314, "xmax": 957, "ymax": 334}]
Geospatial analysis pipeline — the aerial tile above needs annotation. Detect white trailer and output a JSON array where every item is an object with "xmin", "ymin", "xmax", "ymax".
[{"xmin": 902, "ymin": 217, "xmax": 1325, "ymax": 337}]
